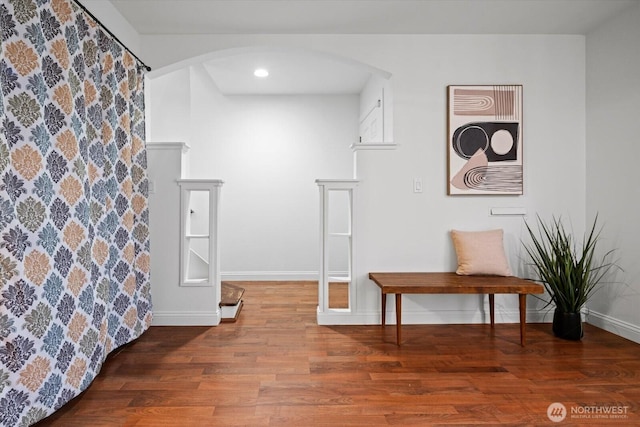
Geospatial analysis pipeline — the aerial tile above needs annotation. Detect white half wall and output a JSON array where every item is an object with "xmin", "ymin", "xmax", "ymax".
[
  {"xmin": 585, "ymin": 2, "xmax": 640, "ymax": 343},
  {"xmin": 147, "ymin": 143, "xmax": 220, "ymax": 325}
]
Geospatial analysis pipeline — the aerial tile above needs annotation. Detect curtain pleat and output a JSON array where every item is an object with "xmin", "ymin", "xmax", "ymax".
[{"xmin": 0, "ymin": 0, "xmax": 152, "ymax": 425}]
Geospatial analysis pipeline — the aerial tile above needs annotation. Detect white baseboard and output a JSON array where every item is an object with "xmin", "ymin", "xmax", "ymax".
[
  {"xmin": 221, "ymin": 271, "xmax": 319, "ymax": 281},
  {"xmin": 585, "ymin": 310, "xmax": 640, "ymax": 344},
  {"xmin": 317, "ymin": 309, "xmax": 376, "ymax": 325},
  {"xmin": 317, "ymin": 308, "xmax": 550, "ymax": 326},
  {"xmin": 151, "ymin": 310, "xmax": 221, "ymax": 326},
  {"xmin": 221, "ymin": 270, "xmax": 350, "ymax": 281},
  {"xmin": 400, "ymin": 309, "xmax": 549, "ymax": 325}
]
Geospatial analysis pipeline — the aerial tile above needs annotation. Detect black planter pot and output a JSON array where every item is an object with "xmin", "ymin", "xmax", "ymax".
[{"xmin": 552, "ymin": 309, "xmax": 584, "ymax": 340}]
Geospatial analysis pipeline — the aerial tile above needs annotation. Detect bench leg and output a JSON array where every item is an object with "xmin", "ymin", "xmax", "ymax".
[
  {"xmin": 396, "ymin": 293, "xmax": 402, "ymax": 346},
  {"xmin": 489, "ymin": 294, "xmax": 495, "ymax": 327},
  {"xmin": 381, "ymin": 293, "xmax": 386, "ymax": 327},
  {"xmin": 519, "ymin": 294, "xmax": 526, "ymax": 346}
]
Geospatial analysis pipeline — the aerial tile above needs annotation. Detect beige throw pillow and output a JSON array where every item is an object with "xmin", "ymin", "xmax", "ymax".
[{"xmin": 450, "ymin": 229, "xmax": 512, "ymax": 276}]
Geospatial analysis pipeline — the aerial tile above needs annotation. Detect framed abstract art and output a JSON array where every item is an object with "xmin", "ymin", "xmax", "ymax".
[{"xmin": 447, "ymin": 85, "xmax": 523, "ymax": 195}]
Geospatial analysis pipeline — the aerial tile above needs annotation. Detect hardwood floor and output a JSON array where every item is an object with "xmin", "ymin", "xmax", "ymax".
[{"xmin": 37, "ymin": 281, "xmax": 640, "ymax": 426}]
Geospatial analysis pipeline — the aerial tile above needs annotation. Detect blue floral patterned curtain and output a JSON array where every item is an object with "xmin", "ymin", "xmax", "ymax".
[{"xmin": 0, "ymin": 0, "xmax": 152, "ymax": 425}]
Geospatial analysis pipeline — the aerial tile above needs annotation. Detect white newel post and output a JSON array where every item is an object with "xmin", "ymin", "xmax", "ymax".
[{"xmin": 316, "ymin": 179, "xmax": 359, "ymax": 324}]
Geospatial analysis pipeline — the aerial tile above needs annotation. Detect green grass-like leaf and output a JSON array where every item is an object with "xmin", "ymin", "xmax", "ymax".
[{"xmin": 523, "ymin": 214, "xmax": 619, "ymax": 313}]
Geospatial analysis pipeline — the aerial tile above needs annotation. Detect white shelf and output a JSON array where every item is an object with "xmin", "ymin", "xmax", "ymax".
[
  {"xmin": 329, "ymin": 232, "xmax": 351, "ymax": 237},
  {"xmin": 184, "ymin": 277, "xmax": 208, "ymax": 283},
  {"xmin": 490, "ymin": 207, "xmax": 527, "ymax": 216},
  {"xmin": 316, "ymin": 179, "xmax": 359, "ymax": 186},
  {"xmin": 328, "ymin": 276, "xmax": 351, "ymax": 283},
  {"xmin": 350, "ymin": 142, "xmax": 397, "ymax": 151}
]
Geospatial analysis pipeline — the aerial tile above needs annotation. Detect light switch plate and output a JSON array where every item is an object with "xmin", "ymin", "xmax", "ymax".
[{"xmin": 413, "ymin": 178, "xmax": 423, "ymax": 193}]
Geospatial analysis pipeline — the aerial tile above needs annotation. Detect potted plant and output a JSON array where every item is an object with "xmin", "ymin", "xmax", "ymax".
[{"xmin": 522, "ymin": 215, "xmax": 619, "ymax": 340}]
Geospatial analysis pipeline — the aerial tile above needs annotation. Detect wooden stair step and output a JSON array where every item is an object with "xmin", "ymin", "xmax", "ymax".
[
  {"xmin": 220, "ymin": 282, "xmax": 245, "ymax": 306},
  {"xmin": 220, "ymin": 282, "xmax": 245, "ymax": 323}
]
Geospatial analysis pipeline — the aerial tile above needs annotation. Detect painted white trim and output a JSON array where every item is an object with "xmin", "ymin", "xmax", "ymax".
[
  {"xmin": 220, "ymin": 270, "xmax": 349, "ymax": 281},
  {"xmin": 176, "ymin": 178, "xmax": 224, "ymax": 185},
  {"xmin": 585, "ymin": 310, "xmax": 640, "ymax": 344},
  {"xmin": 398, "ymin": 309, "xmax": 549, "ymax": 325},
  {"xmin": 317, "ymin": 309, "xmax": 550, "ymax": 326},
  {"xmin": 147, "ymin": 142, "xmax": 191, "ymax": 152},
  {"xmin": 315, "ymin": 179, "xmax": 360, "ymax": 186},
  {"xmin": 147, "ymin": 45, "xmax": 392, "ymax": 81},
  {"xmin": 317, "ymin": 309, "xmax": 374, "ymax": 325},
  {"xmin": 222, "ymin": 271, "xmax": 319, "ymax": 281},
  {"xmin": 350, "ymin": 143, "xmax": 397, "ymax": 151},
  {"xmin": 151, "ymin": 310, "xmax": 221, "ymax": 326}
]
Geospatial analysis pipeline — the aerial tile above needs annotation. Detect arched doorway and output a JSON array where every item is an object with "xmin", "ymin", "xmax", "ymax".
[{"xmin": 145, "ymin": 46, "xmax": 393, "ymax": 324}]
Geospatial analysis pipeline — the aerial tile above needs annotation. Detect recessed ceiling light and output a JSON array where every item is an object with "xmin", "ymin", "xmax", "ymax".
[{"xmin": 254, "ymin": 68, "xmax": 269, "ymax": 78}]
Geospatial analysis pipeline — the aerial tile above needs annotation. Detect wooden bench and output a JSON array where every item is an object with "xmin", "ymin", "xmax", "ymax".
[{"xmin": 368, "ymin": 272, "xmax": 544, "ymax": 346}]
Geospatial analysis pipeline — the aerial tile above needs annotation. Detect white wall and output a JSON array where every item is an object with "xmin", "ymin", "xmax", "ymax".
[
  {"xmin": 585, "ymin": 3, "xmax": 640, "ymax": 342},
  {"xmin": 142, "ymin": 34, "xmax": 587, "ymax": 325},
  {"xmin": 183, "ymin": 64, "xmax": 357, "ymax": 279},
  {"xmin": 146, "ymin": 68, "xmax": 191, "ymax": 143}
]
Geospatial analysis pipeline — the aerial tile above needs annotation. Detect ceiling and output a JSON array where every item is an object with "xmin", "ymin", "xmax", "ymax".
[
  {"xmin": 199, "ymin": 48, "xmax": 380, "ymax": 95},
  {"xmin": 110, "ymin": 0, "xmax": 638, "ymax": 35},
  {"xmin": 110, "ymin": 0, "xmax": 639, "ymax": 95}
]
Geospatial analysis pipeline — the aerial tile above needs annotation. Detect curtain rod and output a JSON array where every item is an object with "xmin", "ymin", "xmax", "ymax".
[{"xmin": 72, "ymin": 0, "xmax": 152, "ymax": 72}]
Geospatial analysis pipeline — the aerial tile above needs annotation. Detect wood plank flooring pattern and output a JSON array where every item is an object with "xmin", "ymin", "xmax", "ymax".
[{"xmin": 36, "ymin": 281, "xmax": 640, "ymax": 426}]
